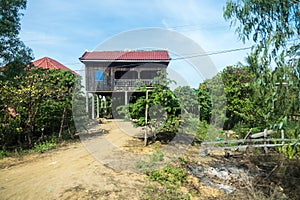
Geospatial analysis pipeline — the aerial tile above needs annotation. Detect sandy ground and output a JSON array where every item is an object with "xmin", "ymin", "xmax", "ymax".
[{"xmin": 0, "ymin": 120, "xmax": 148, "ymax": 200}]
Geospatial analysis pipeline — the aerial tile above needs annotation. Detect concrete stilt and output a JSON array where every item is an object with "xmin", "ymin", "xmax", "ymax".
[
  {"xmin": 86, "ymin": 93, "xmax": 89, "ymax": 113},
  {"xmin": 125, "ymin": 91, "xmax": 128, "ymax": 105},
  {"xmin": 91, "ymin": 94, "xmax": 95, "ymax": 119},
  {"xmin": 96, "ymin": 94, "xmax": 99, "ymax": 119}
]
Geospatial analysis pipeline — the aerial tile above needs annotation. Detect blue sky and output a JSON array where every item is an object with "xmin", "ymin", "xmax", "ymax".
[{"xmin": 20, "ymin": 0, "xmax": 252, "ymax": 88}]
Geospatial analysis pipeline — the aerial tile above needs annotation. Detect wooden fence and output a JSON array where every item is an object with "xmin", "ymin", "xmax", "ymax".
[{"xmin": 201, "ymin": 129, "xmax": 299, "ymax": 155}]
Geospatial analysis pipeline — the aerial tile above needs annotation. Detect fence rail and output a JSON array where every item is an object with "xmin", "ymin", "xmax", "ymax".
[{"xmin": 201, "ymin": 129, "xmax": 299, "ymax": 154}]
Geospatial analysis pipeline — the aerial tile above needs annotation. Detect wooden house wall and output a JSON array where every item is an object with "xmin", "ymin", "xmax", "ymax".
[{"xmin": 85, "ymin": 61, "xmax": 168, "ymax": 92}]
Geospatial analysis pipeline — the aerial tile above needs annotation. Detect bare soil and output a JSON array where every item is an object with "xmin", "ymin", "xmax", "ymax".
[
  {"xmin": 1, "ymin": 120, "xmax": 299, "ymax": 200},
  {"xmin": 0, "ymin": 120, "xmax": 149, "ymax": 200}
]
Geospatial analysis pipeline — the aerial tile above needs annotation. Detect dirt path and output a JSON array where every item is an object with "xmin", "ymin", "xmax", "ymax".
[{"xmin": 0, "ymin": 120, "xmax": 148, "ymax": 200}]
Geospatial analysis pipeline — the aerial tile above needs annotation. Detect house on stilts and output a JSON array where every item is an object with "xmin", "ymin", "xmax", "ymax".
[{"xmin": 79, "ymin": 50, "xmax": 171, "ymax": 119}]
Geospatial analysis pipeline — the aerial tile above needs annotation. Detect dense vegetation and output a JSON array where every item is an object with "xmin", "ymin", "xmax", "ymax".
[
  {"xmin": 0, "ymin": 67, "xmax": 80, "ymax": 150},
  {"xmin": 118, "ymin": 0, "xmax": 300, "ymax": 147},
  {"xmin": 0, "ymin": 0, "xmax": 81, "ymax": 152},
  {"xmin": 0, "ymin": 0, "xmax": 299, "ymax": 154}
]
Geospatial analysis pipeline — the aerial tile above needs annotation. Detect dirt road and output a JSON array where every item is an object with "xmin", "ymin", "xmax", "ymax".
[{"xmin": 0, "ymin": 120, "xmax": 147, "ymax": 200}]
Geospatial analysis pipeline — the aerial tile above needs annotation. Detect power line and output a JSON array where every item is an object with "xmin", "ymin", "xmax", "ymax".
[
  {"xmin": 172, "ymin": 46, "xmax": 252, "ymax": 60},
  {"xmin": 62, "ymin": 46, "xmax": 252, "ymax": 68}
]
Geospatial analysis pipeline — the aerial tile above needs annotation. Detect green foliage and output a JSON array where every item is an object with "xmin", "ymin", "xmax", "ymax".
[
  {"xmin": 203, "ymin": 72, "xmax": 227, "ymax": 129},
  {"xmin": 174, "ymin": 86, "xmax": 198, "ymax": 115},
  {"xmin": 196, "ymin": 83, "xmax": 212, "ymax": 122},
  {"xmin": 221, "ymin": 65, "xmax": 256, "ymax": 129},
  {"xmin": 136, "ymin": 147, "xmax": 164, "ymax": 173},
  {"xmin": 224, "ymin": 0, "xmax": 299, "ymax": 60},
  {"xmin": 142, "ymin": 163, "xmax": 190, "ymax": 200},
  {"xmin": 284, "ymin": 143, "xmax": 297, "ymax": 159},
  {"xmin": 194, "ymin": 120, "xmax": 209, "ymax": 144},
  {"xmin": 0, "ymin": 0, "xmax": 33, "ymax": 66},
  {"xmin": 224, "ymin": 0, "xmax": 300, "ymax": 131},
  {"xmin": 0, "ymin": 150, "xmax": 8, "ymax": 159},
  {"xmin": 33, "ymin": 137, "xmax": 57, "ymax": 153},
  {"xmin": 124, "ymin": 71, "xmax": 181, "ymax": 137},
  {"xmin": 0, "ymin": 68, "xmax": 81, "ymax": 149},
  {"xmin": 148, "ymin": 164, "xmax": 187, "ymax": 186}
]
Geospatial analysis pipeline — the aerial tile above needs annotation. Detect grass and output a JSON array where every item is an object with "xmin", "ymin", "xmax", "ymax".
[
  {"xmin": 33, "ymin": 139, "xmax": 57, "ymax": 153},
  {"xmin": 137, "ymin": 148, "xmax": 192, "ymax": 200},
  {"xmin": 141, "ymin": 163, "xmax": 191, "ymax": 200}
]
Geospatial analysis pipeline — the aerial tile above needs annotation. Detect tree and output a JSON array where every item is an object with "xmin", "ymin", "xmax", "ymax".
[
  {"xmin": 0, "ymin": 0, "xmax": 33, "ymax": 67},
  {"xmin": 224, "ymin": 0, "xmax": 300, "ymax": 131},
  {"xmin": 119, "ymin": 72, "xmax": 181, "ymax": 144},
  {"xmin": 221, "ymin": 65, "xmax": 256, "ymax": 129},
  {"xmin": 196, "ymin": 83, "xmax": 212, "ymax": 122},
  {"xmin": 174, "ymin": 86, "xmax": 199, "ymax": 115},
  {"xmin": 0, "ymin": 68, "xmax": 80, "ymax": 149},
  {"xmin": 224, "ymin": 0, "xmax": 299, "ymax": 66}
]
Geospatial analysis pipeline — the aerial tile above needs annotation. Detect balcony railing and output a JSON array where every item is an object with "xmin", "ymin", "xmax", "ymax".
[{"xmin": 114, "ymin": 79, "xmax": 155, "ymax": 91}]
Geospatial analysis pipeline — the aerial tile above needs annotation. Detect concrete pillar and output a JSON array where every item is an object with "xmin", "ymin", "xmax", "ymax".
[
  {"xmin": 86, "ymin": 93, "xmax": 89, "ymax": 113},
  {"xmin": 96, "ymin": 94, "xmax": 100, "ymax": 119},
  {"xmin": 103, "ymin": 96, "xmax": 107, "ymax": 115},
  {"xmin": 91, "ymin": 94, "xmax": 95, "ymax": 119},
  {"xmin": 125, "ymin": 91, "xmax": 128, "ymax": 105}
]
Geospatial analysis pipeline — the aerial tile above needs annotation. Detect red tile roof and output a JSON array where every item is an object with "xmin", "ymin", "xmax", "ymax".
[
  {"xmin": 79, "ymin": 50, "xmax": 171, "ymax": 61},
  {"xmin": 33, "ymin": 57, "xmax": 79, "ymax": 75}
]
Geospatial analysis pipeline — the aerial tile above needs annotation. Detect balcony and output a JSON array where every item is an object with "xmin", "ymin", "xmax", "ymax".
[{"xmin": 114, "ymin": 79, "xmax": 155, "ymax": 91}]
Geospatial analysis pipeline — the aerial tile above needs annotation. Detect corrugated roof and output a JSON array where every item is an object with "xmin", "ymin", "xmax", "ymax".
[
  {"xmin": 79, "ymin": 50, "xmax": 171, "ymax": 61},
  {"xmin": 33, "ymin": 57, "xmax": 79, "ymax": 75}
]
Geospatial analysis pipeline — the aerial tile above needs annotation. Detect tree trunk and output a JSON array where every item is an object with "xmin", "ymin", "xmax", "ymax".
[{"xmin": 58, "ymin": 107, "xmax": 67, "ymax": 139}]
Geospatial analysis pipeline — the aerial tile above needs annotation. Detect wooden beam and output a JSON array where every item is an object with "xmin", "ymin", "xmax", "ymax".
[{"xmin": 250, "ymin": 130, "xmax": 275, "ymax": 138}]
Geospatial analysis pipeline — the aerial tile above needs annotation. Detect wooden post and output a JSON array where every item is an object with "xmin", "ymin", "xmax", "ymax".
[
  {"xmin": 91, "ymin": 94, "xmax": 95, "ymax": 119},
  {"xmin": 264, "ymin": 129, "xmax": 268, "ymax": 154},
  {"xmin": 144, "ymin": 90, "xmax": 149, "ymax": 146},
  {"xmin": 281, "ymin": 130, "xmax": 285, "ymax": 153},
  {"xmin": 224, "ymin": 131, "xmax": 230, "ymax": 158}
]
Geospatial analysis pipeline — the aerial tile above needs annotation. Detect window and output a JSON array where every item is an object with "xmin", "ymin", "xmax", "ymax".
[
  {"xmin": 140, "ymin": 70, "xmax": 159, "ymax": 79},
  {"xmin": 115, "ymin": 71, "xmax": 138, "ymax": 79},
  {"xmin": 95, "ymin": 70, "xmax": 104, "ymax": 81}
]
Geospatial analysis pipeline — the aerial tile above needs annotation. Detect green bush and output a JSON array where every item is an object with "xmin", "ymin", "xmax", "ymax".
[
  {"xmin": 33, "ymin": 137, "xmax": 57, "ymax": 153},
  {"xmin": 0, "ymin": 150, "xmax": 8, "ymax": 159},
  {"xmin": 142, "ymin": 163, "xmax": 190, "ymax": 200},
  {"xmin": 194, "ymin": 120, "xmax": 208, "ymax": 144},
  {"xmin": 135, "ymin": 148, "xmax": 164, "ymax": 173},
  {"xmin": 148, "ymin": 164, "xmax": 187, "ymax": 186}
]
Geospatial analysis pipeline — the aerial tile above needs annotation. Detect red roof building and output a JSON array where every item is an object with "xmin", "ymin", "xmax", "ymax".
[
  {"xmin": 33, "ymin": 57, "xmax": 79, "ymax": 75},
  {"xmin": 79, "ymin": 50, "xmax": 171, "ymax": 119},
  {"xmin": 79, "ymin": 50, "xmax": 170, "ymax": 93}
]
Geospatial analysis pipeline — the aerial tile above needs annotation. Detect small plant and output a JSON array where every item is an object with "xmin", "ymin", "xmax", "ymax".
[
  {"xmin": 142, "ymin": 163, "xmax": 190, "ymax": 200},
  {"xmin": 194, "ymin": 120, "xmax": 208, "ymax": 144},
  {"xmin": 33, "ymin": 137, "xmax": 57, "ymax": 153},
  {"xmin": 0, "ymin": 150, "xmax": 8, "ymax": 159},
  {"xmin": 148, "ymin": 164, "xmax": 187, "ymax": 186},
  {"xmin": 135, "ymin": 147, "xmax": 164, "ymax": 173},
  {"xmin": 284, "ymin": 143, "xmax": 297, "ymax": 159}
]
